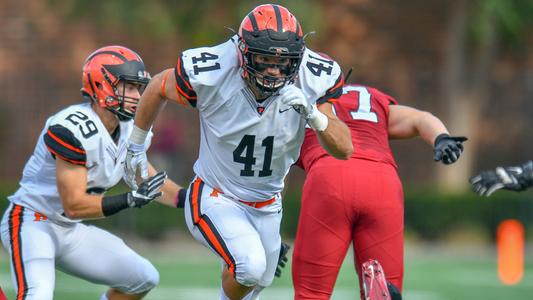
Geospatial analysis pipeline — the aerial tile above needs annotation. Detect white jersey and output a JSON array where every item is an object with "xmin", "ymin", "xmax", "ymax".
[
  {"xmin": 174, "ymin": 36, "xmax": 343, "ymax": 201},
  {"xmin": 8, "ymin": 103, "xmax": 152, "ymax": 224}
]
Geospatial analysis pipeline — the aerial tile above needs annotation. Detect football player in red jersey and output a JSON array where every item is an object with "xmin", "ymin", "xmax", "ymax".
[{"xmin": 292, "ymin": 84, "xmax": 467, "ymax": 300}]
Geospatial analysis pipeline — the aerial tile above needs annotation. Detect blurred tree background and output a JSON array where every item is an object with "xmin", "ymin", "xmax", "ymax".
[{"xmin": 0, "ymin": 0, "xmax": 532, "ymax": 240}]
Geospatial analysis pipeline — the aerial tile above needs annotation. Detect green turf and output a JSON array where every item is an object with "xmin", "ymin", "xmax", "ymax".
[{"xmin": 1, "ymin": 241, "xmax": 532, "ymax": 300}]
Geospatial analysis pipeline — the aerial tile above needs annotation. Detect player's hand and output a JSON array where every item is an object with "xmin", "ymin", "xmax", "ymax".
[
  {"xmin": 275, "ymin": 242, "xmax": 290, "ymax": 278},
  {"xmin": 433, "ymin": 134, "xmax": 467, "ymax": 165},
  {"xmin": 127, "ymin": 171, "xmax": 167, "ymax": 207},
  {"xmin": 470, "ymin": 161, "xmax": 533, "ymax": 196},
  {"xmin": 124, "ymin": 141, "xmax": 148, "ymax": 190},
  {"xmin": 279, "ymin": 85, "xmax": 328, "ymax": 131},
  {"xmin": 279, "ymin": 85, "xmax": 312, "ymax": 116}
]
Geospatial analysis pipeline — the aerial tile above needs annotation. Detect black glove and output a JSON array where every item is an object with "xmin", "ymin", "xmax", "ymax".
[
  {"xmin": 433, "ymin": 134, "xmax": 467, "ymax": 165},
  {"xmin": 470, "ymin": 161, "xmax": 533, "ymax": 197},
  {"xmin": 127, "ymin": 171, "xmax": 167, "ymax": 208},
  {"xmin": 275, "ymin": 242, "xmax": 291, "ymax": 278}
]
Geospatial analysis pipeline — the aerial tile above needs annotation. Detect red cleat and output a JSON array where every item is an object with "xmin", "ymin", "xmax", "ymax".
[{"xmin": 362, "ymin": 259, "xmax": 391, "ymax": 300}]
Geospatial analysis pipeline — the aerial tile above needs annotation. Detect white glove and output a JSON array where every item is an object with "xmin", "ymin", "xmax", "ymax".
[
  {"xmin": 278, "ymin": 85, "xmax": 329, "ymax": 131},
  {"xmin": 124, "ymin": 125, "xmax": 149, "ymax": 190}
]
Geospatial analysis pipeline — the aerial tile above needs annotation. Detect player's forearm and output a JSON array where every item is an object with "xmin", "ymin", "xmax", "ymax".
[
  {"xmin": 316, "ymin": 118, "xmax": 353, "ymax": 160},
  {"xmin": 134, "ymin": 73, "xmax": 168, "ymax": 131},
  {"xmin": 147, "ymin": 162, "xmax": 183, "ymax": 207},
  {"xmin": 415, "ymin": 111, "xmax": 449, "ymax": 146},
  {"xmin": 61, "ymin": 193, "xmax": 106, "ymax": 220},
  {"xmin": 156, "ymin": 178, "xmax": 183, "ymax": 208}
]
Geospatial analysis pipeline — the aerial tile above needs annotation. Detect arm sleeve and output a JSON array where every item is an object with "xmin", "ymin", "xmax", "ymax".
[
  {"xmin": 316, "ymin": 73, "xmax": 344, "ymax": 104},
  {"xmin": 43, "ymin": 124, "xmax": 86, "ymax": 166},
  {"xmin": 173, "ymin": 53, "xmax": 198, "ymax": 107}
]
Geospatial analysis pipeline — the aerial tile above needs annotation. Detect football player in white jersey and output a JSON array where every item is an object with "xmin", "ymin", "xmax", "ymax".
[
  {"xmin": 0, "ymin": 46, "xmax": 183, "ymax": 300},
  {"xmin": 124, "ymin": 4, "xmax": 353, "ymax": 300}
]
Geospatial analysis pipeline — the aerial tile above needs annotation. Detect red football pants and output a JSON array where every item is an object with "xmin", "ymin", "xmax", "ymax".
[{"xmin": 292, "ymin": 158, "xmax": 404, "ymax": 299}]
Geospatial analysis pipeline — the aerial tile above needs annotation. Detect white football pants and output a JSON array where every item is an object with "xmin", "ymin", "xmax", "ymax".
[
  {"xmin": 184, "ymin": 176, "xmax": 282, "ymax": 289},
  {"xmin": 0, "ymin": 203, "xmax": 159, "ymax": 300}
]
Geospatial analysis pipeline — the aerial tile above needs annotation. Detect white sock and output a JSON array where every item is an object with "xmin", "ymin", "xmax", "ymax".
[
  {"xmin": 99, "ymin": 293, "xmax": 109, "ymax": 300},
  {"xmin": 243, "ymin": 285, "xmax": 264, "ymax": 300}
]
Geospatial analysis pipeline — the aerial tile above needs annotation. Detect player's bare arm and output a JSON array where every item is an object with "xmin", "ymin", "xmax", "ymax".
[
  {"xmin": 315, "ymin": 102, "xmax": 353, "ymax": 160},
  {"xmin": 388, "ymin": 105, "xmax": 467, "ymax": 164},
  {"xmin": 56, "ymin": 158, "xmax": 107, "ymax": 219},
  {"xmin": 125, "ymin": 68, "xmax": 185, "ymax": 188},
  {"xmin": 134, "ymin": 69, "xmax": 177, "ymax": 131},
  {"xmin": 388, "ymin": 105, "xmax": 448, "ymax": 143},
  {"xmin": 57, "ymin": 158, "xmax": 166, "ymax": 220}
]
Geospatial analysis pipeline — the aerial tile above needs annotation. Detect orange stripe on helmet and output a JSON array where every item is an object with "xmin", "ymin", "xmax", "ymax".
[
  {"xmin": 9, "ymin": 205, "xmax": 27, "ymax": 300},
  {"xmin": 243, "ymin": 4, "xmax": 301, "ymax": 35}
]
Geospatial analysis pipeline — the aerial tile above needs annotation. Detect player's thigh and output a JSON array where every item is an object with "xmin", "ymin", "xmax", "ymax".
[
  {"xmin": 56, "ymin": 224, "xmax": 159, "ymax": 294},
  {"xmin": 253, "ymin": 199, "xmax": 283, "ymax": 287},
  {"xmin": 352, "ymin": 164, "xmax": 404, "ymax": 290},
  {"xmin": 292, "ymin": 166, "xmax": 353, "ymax": 297},
  {"xmin": 0, "ymin": 204, "xmax": 56, "ymax": 300},
  {"xmin": 185, "ymin": 181, "xmax": 268, "ymax": 285}
]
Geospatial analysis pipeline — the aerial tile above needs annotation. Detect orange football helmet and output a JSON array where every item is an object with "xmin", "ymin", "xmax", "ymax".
[
  {"xmin": 238, "ymin": 4, "xmax": 304, "ymax": 98},
  {"xmin": 81, "ymin": 45, "xmax": 150, "ymax": 121}
]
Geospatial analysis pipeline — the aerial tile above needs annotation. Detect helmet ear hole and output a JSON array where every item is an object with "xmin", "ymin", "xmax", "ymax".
[{"xmin": 95, "ymin": 82, "xmax": 103, "ymax": 90}]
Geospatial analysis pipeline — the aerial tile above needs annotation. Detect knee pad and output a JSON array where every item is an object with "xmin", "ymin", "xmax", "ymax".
[
  {"xmin": 387, "ymin": 282, "xmax": 402, "ymax": 300},
  {"xmin": 235, "ymin": 253, "xmax": 267, "ymax": 287},
  {"xmin": 128, "ymin": 259, "xmax": 160, "ymax": 294}
]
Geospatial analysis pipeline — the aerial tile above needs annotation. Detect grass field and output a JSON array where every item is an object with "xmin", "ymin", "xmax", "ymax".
[{"xmin": 0, "ymin": 235, "xmax": 532, "ymax": 300}]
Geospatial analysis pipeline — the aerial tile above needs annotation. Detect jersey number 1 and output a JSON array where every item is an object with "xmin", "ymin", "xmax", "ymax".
[
  {"xmin": 341, "ymin": 86, "xmax": 377, "ymax": 123},
  {"xmin": 233, "ymin": 135, "xmax": 274, "ymax": 177}
]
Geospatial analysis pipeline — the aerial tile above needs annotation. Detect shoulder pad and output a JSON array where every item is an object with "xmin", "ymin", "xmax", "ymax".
[
  {"xmin": 174, "ymin": 38, "xmax": 240, "ymax": 107},
  {"xmin": 366, "ymin": 86, "xmax": 399, "ymax": 106},
  {"xmin": 52, "ymin": 105, "xmax": 100, "ymax": 140},
  {"xmin": 297, "ymin": 48, "xmax": 344, "ymax": 104},
  {"xmin": 44, "ymin": 124, "xmax": 86, "ymax": 165}
]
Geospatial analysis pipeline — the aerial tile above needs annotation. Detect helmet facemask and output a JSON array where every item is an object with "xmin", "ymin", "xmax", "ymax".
[{"xmin": 241, "ymin": 45, "xmax": 302, "ymax": 99}]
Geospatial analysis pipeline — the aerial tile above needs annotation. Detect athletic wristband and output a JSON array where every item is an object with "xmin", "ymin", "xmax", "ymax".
[
  {"xmin": 433, "ymin": 133, "xmax": 450, "ymax": 147},
  {"xmin": 307, "ymin": 105, "xmax": 329, "ymax": 132},
  {"xmin": 175, "ymin": 189, "xmax": 187, "ymax": 208},
  {"xmin": 102, "ymin": 193, "xmax": 129, "ymax": 217},
  {"xmin": 129, "ymin": 125, "xmax": 149, "ymax": 145}
]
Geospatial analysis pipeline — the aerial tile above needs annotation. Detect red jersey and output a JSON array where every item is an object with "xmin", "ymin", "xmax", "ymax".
[{"xmin": 298, "ymin": 84, "xmax": 398, "ymax": 171}]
